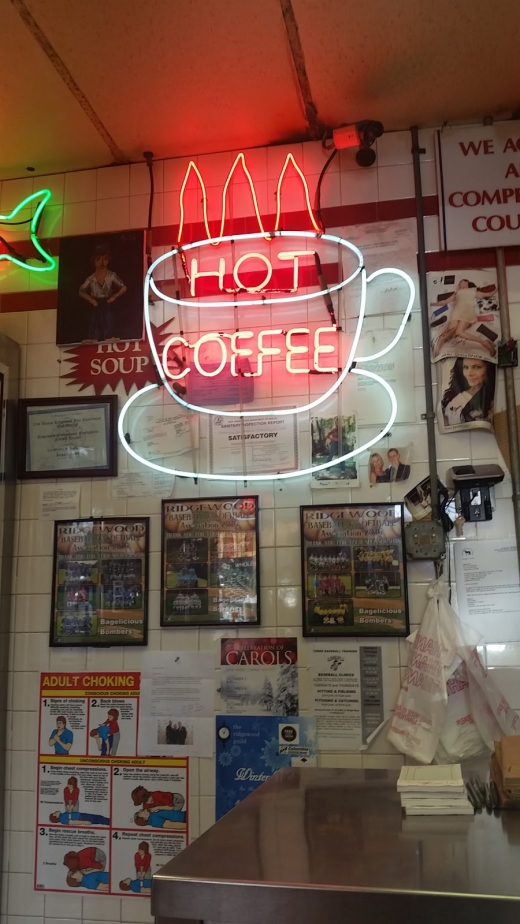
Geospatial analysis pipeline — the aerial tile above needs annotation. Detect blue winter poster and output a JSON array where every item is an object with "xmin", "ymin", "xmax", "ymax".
[{"xmin": 215, "ymin": 715, "xmax": 317, "ymax": 819}]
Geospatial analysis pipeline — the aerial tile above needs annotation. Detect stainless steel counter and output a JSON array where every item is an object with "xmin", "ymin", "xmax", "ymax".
[{"xmin": 152, "ymin": 768, "xmax": 520, "ymax": 924}]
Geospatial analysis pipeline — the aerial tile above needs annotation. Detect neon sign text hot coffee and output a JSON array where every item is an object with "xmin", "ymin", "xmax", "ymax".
[{"xmin": 118, "ymin": 152, "xmax": 415, "ymax": 481}]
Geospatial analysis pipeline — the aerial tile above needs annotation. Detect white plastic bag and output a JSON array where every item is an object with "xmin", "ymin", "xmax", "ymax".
[
  {"xmin": 388, "ymin": 577, "xmax": 519, "ymax": 764},
  {"xmin": 463, "ymin": 644, "xmax": 519, "ymax": 748},
  {"xmin": 387, "ymin": 579, "xmax": 459, "ymax": 764},
  {"xmin": 434, "ymin": 663, "xmax": 488, "ymax": 763}
]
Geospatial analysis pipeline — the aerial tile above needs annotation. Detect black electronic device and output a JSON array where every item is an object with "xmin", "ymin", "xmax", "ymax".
[{"xmin": 448, "ymin": 464, "xmax": 504, "ymax": 522}]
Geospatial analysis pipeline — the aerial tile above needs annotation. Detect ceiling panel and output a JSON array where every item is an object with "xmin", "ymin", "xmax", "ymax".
[
  {"xmin": 24, "ymin": 0, "xmax": 306, "ymax": 161},
  {"xmin": 0, "ymin": 0, "xmax": 113, "ymax": 179},
  {"xmin": 0, "ymin": 0, "xmax": 517, "ymax": 180},
  {"xmin": 294, "ymin": 0, "xmax": 520, "ymax": 129}
]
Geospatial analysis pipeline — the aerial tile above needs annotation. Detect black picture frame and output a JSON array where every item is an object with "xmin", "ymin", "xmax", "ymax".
[
  {"xmin": 56, "ymin": 230, "xmax": 145, "ymax": 346},
  {"xmin": 50, "ymin": 516, "xmax": 149, "ymax": 647},
  {"xmin": 18, "ymin": 395, "xmax": 118, "ymax": 479},
  {"xmin": 161, "ymin": 497, "xmax": 260, "ymax": 627},
  {"xmin": 301, "ymin": 502, "xmax": 409, "ymax": 638}
]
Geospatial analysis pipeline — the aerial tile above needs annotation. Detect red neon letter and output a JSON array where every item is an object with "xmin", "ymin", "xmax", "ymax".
[
  {"xmin": 233, "ymin": 253, "xmax": 272, "ymax": 292},
  {"xmin": 254, "ymin": 329, "xmax": 282, "ymax": 376},
  {"xmin": 286, "ymin": 328, "xmax": 310, "ymax": 373},
  {"xmin": 277, "ymin": 251, "xmax": 315, "ymax": 290},
  {"xmin": 314, "ymin": 327, "xmax": 338, "ymax": 372},
  {"xmin": 162, "ymin": 336, "xmax": 190, "ymax": 379},
  {"xmin": 230, "ymin": 331, "xmax": 254, "ymax": 376},
  {"xmin": 193, "ymin": 333, "xmax": 228, "ymax": 377},
  {"xmin": 190, "ymin": 257, "xmax": 225, "ymax": 296}
]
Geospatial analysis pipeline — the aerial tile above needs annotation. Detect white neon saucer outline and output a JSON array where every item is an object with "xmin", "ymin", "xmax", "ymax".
[{"xmin": 118, "ymin": 367, "xmax": 397, "ymax": 482}]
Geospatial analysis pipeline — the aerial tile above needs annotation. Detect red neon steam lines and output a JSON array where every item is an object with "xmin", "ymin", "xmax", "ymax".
[{"xmin": 177, "ymin": 152, "xmax": 322, "ymax": 245}]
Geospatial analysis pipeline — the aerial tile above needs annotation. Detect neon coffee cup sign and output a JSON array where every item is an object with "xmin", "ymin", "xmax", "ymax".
[{"xmin": 118, "ymin": 154, "xmax": 415, "ymax": 482}]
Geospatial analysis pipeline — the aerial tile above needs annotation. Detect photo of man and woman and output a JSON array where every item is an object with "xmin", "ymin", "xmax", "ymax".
[
  {"xmin": 428, "ymin": 269, "xmax": 500, "ymax": 363},
  {"xmin": 368, "ymin": 446, "xmax": 411, "ymax": 484}
]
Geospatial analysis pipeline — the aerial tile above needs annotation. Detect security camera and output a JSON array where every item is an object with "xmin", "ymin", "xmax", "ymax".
[{"xmin": 332, "ymin": 120, "xmax": 384, "ymax": 167}]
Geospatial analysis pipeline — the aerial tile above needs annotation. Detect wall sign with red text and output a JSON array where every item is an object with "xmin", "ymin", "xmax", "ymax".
[
  {"xmin": 437, "ymin": 120, "xmax": 520, "ymax": 249},
  {"xmin": 61, "ymin": 320, "xmax": 173, "ymax": 395}
]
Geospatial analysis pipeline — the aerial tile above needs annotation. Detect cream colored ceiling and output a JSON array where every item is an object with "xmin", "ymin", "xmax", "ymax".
[{"xmin": 1, "ymin": 0, "xmax": 519, "ymax": 180}]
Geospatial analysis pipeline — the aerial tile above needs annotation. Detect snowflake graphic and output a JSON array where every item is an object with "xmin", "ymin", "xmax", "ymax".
[
  {"xmin": 229, "ymin": 744, "xmax": 241, "ymax": 757},
  {"xmin": 304, "ymin": 723, "xmax": 317, "ymax": 745},
  {"xmin": 260, "ymin": 736, "xmax": 287, "ymax": 772},
  {"xmin": 218, "ymin": 751, "xmax": 233, "ymax": 767},
  {"xmin": 218, "ymin": 788, "xmax": 240, "ymax": 814},
  {"xmin": 252, "ymin": 722, "xmax": 261, "ymax": 732}
]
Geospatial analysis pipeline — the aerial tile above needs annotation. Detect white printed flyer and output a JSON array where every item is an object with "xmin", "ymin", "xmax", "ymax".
[{"xmin": 308, "ymin": 642, "xmax": 390, "ymax": 750}]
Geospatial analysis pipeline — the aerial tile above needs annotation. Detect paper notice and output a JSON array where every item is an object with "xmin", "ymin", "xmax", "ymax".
[
  {"xmin": 138, "ymin": 651, "xmax": 215, "ymax": 757},
  {"xmin": 140, "ymin": 407, "xmax": 193, "ymax": 460},
  {"xmin": 40, "ymin": 484, "xmax": 81, "ymax": 520},
  {"xmin": 153, "ymin": 472, "xmax": 175, "ymax": 496},
  {"xmin": 110, "ymin": 473, "xmax": 152, "ymax": 498}
]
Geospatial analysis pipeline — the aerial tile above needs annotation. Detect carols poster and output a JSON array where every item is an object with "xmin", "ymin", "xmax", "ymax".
[
  {"xmin": 35, "ymin": 672, "xmax": 187, "ymax": 897},
  {"xmin": 220, "ymin": 638, "xmax": 298, "ymax": 715}
]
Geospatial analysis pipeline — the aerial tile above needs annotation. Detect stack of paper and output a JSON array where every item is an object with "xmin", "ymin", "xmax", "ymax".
[{"xmin": 397, "ymin": 764, "xmax": 473, "ymax": 815}]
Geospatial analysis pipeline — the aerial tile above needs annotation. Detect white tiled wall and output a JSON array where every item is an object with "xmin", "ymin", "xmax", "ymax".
[{"xmin": 0, "ymin": 131, "xmax": 518, "ymax": 924}]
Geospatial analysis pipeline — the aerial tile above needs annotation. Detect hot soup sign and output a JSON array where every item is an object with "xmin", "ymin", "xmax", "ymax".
[{"xmin": 119, "ymin": 153, "xmax": 414, "ymax": 481}]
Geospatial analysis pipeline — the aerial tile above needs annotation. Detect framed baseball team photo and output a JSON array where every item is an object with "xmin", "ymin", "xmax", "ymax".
[
  {"xmin": 161, "ymin": 497, "xmax": 260, "ymax": 627},
  {"xmin": 50, "ymin": 517, "xmax": 149, "ymax": 647},
  {"xmin": 300, "ymin": 503, "xmax": 409, "ymax": 638}
]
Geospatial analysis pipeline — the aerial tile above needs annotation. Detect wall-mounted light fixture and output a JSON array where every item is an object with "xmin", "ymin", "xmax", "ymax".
[{"xmin": 332, "ymin": 120, "xmax": 384, "ymax": 167}]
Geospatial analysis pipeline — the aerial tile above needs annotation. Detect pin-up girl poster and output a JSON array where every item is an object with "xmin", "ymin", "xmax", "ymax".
[
  {"xmin": 428, "ymin": 269, "xmax": 500, "ymax": 363},
  {"xmin": 56, "ymin": 230, "xmax": 144, "ymax": 346}
]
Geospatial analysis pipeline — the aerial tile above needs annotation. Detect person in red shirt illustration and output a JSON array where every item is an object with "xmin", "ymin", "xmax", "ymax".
[
  {"xmin": 131, "ymin": 787, "xmax": 185, "ymax": 812},
  {"xmin": 64, "ymin": 776, "xmax": 80, "ymax": 813},
  {"xmin": 63, "ymin": 846, "xmax": 106, "ymax": 874},
  {"xmin": 134, "ymin": 842, "xmax": 151, "ymax": 882},
  {"xmin": 102, "ymin": 708, "xmax": 120, "ymax": 756}
]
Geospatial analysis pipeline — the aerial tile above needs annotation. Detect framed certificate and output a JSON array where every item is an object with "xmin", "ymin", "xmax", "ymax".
[
  {"xmin": 18, "ymin": 396, "xmax": 118, "ymax": 479},
  {"xmin": 161, "ymin": 497, "xmax": 260, "ymax": 627},
  {"xmin": 301, "ymin": 503, "xmax": 409, "ymax": 637},
  {"xmin": 50, "ymin": 517, "xmax": 149, "ymax": 647}
]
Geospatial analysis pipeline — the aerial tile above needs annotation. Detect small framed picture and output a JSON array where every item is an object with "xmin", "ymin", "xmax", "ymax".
[
  {"xmin": 18, "ymin": 396, "xmax": 118, "ymax": 479},
  {"xmin": 50, "ymin": 517, "xmax": 149, "ymax": 647},
  {"xmin": 161, "ymin": 497, "xmax": 260, "ymax": 627},
  {"xmin": 301, "ymin": 503, "xmax": 409, "ymax": 637},
  {"xmin": 56, "ymin": 230, "xmax": 145, "ymax": 346}
]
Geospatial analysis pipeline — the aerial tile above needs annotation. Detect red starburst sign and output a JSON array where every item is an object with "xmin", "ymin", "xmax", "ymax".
[{"xmin": 61, "ymin": 321, "xmax": 173, "ymax": 395}]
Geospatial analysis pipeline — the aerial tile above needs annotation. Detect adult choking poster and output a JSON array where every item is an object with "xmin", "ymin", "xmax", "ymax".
[{"xmin": 35, "ymin": 672, "xmax": 188, "ymax": 897}]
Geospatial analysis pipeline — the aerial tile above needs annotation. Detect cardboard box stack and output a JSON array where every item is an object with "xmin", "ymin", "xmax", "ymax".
[
  {"xmin": 490, "ymin": 736, "xmax": 520, "ymax": 808},
  {"xmin": 397, "ymin": 764, "xmax": 473, "ymax": 815}
]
